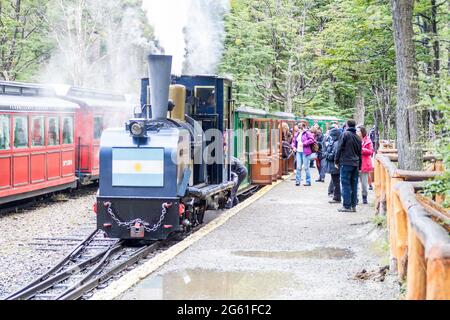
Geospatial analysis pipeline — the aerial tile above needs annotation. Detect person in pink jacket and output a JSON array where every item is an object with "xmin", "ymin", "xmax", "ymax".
[
  {"xmin": 357, "ymin": 126, "xmax": 374, "ymax": 204},
  {"xmin": 292, "ymin": 123, "xmax": 316, "ymax": 186}
]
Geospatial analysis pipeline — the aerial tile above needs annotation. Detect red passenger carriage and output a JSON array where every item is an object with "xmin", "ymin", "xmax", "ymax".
[
  {"xmin": 0, "ymin": 82, "xmax": 79, "ymax": 205},
  {"xmin": 58, "ymin": 87, "xmax": 131, "ymax": 185}
]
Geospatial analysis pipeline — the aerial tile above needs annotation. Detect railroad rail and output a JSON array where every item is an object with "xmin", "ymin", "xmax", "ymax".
[{"xmin": 6, "ymin": 230, "xmax": 162, "ymax": 300}]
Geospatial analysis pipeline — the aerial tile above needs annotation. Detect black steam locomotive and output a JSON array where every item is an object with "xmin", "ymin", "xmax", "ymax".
[{"xmin": 96, "ymin": 55, "xmax": 235, "ymax": 241}]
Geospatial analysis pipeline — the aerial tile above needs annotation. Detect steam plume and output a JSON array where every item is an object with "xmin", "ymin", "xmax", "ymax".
[{"xmin": 142, "ymin": 0, "xmax": 230, "ymax": 75}]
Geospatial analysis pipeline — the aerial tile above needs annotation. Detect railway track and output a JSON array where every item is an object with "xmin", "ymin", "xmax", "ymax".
[
  {"xmin": 6, "ymin": 230, "xmax": 163, "ymax": 300},
  {"xmin": 5, "ymin": 186, "xmax": 261, "ymax": 300}
]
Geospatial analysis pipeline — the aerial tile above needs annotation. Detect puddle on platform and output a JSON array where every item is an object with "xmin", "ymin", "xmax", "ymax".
[
  {"xmin": 127, "ymin": 269, "xmax": 294, "ymax": 300},
  {"xmin": 232, "ymin": 247, "xmax": 355, "ymax": 260}
]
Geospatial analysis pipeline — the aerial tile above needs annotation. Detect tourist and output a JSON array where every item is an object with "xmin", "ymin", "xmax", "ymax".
[
  {"xmin": 335, "ymin": 120, "xmax": 362, "ymax": 213},
  {"xmin": 226, "ymin": 156, "xmax": 248, "ymax": 209},
  {"xmin": 291, "ymin": 124, "xmax": 300, "ymax": 174},
  {"xmin": 292, "ymin": 122, "xmax": 316, "ymax": 187},
  {"xmin": 324, "ymin": 128, "xmax": 342, "ymax": 204},
  {"xmin": 357, "ymin": 125, "xmax": 374, "ymax": 204},
  {"xmin": 314, "ymin": 127, "xmax": 326, "ymax": 182}
]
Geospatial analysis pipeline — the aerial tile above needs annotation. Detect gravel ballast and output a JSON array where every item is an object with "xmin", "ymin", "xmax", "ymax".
[{"xmin": 0, "ymin": 189, "xmax": 97, "ymax": 298}]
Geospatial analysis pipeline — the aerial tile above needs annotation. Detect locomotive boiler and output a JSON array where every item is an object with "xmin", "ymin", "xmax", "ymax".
[{"xmin": 96, "ymin": 55, "xmax": 235, "ymax": 241}]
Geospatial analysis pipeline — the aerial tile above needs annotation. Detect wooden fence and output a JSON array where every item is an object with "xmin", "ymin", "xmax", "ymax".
[{"xmin": 374, "ymin": 147, "xmax": 449, "ymax": 300}]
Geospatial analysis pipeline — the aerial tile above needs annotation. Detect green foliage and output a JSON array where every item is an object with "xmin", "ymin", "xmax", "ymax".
[
  {"xmin": 0, "ymin": 0, "xmax": 53, "ymax": 81},
  {"xmin": 399, "ymin": 281, "xmax": 407, "ymax": 298},
  {"xmin": 423, "ymin": 171, "xmax": 450, "ymax": 208},
  {"xmin": 221, "ymin": 0, "xmax": 398, "ymax": 122},
  {"xmin": 372, "ymin": 214, "xmax": 387, "ymax": 228}
]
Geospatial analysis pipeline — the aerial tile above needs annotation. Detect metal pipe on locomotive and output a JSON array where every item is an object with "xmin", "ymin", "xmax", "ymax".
[{"xmin": 96, "ymin": 55, "xmax": 235, "ymax": 241}]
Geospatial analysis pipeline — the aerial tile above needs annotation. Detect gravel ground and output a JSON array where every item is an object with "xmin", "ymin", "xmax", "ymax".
[
  {"xmin": 121, "ymin": 172, "xmax": 400, "ymax": 300},
  {"xmin": 0, "ymin": 188, "xmax": 97, "ymax": 299}
]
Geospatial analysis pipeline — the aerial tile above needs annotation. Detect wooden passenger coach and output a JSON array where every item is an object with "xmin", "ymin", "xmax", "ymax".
[
  {"xmin": 0, "ymin": 82, "xmax": 79, "ymax": 205},
  {"xmin": 234, "ymin": 107, "xmax": 296, "ymax": 189}
]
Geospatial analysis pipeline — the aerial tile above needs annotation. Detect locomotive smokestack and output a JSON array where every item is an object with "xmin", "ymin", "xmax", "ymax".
[{"xmin": 148, "ymin": 54, "xmax": 173, "ymax": 120}]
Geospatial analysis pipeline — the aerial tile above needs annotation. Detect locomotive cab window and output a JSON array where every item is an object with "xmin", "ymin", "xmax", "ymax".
[
  {"xmin": 94, "ymin": 116, "xmax": 103, "ymax": 140},
  {"xmin": 14, "ymin": 116, "xmax": 28, "ymax": 149},
  {"xmin": 48, "ymin": 117, "xmax": 60, "ymax": 146},
  {"xmin": 195, "ymin": 86, "xmax": 216, "ymax": 113},
  {"xmin": 62, "ymin": 116, "xmax": 74, "ymax": 144},
  {"xmin": 31, "ymin": 116, "xmax": 45, "ymax": 147},
  {"xmin": 0, "ymin": 115, "xmax": 10, "ymax": 150}
]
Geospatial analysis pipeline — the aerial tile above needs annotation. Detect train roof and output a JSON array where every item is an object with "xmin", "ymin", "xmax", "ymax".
[
  {"xmin": 235, "ymin": 106, "xmax": 267, "ymax": 116},
  {"xmin": 304, "ymin": 115, "xmax": 343, "ymax": 121},
  {"xmin": 171, "ymin": 74, "xmax": 233, "ymax": 82},
  {"xmin": 0, "ymin": 81, "xmax": 79, "ymax": 112},
  {"xmin": 55, "ymin": 85, "xmax": 131, "ymax": 110},
  {"xmin": 269, "ymin": 111, "xmax": 296, "ymax": 119}
]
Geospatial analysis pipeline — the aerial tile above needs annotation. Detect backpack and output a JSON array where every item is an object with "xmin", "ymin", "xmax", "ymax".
[
  {"xmin": 311, "ymin": 141, "xmax": 319, "ymax": 153},
  {"xmin": 282, "ymin": 141, "xmax": 294, "ymax": 160}
]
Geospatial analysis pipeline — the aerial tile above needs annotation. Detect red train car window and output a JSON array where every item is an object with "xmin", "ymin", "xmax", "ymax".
[
  {"xmin": 62, "ymin": 116, "xmax": 74, "ymax": 144},
  {"xmin": 0, "ymin": 115, "xmax": 10, "ymax": 150},
  {"xmin": 31, "ymin": 116, "xmax": 45, "ymax": 147},
  {"xmin": 13, "ymin": 116, "xmax": 28, "ymax": 149},
  {"xmin": 48, "ymin": 116, "xmax": 60, "ymax": 146}
]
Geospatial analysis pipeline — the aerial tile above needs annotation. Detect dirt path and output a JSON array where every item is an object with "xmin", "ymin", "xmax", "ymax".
[{"xmin": 121, "ymin": 173, "xmax": 400, "ymax": 300}]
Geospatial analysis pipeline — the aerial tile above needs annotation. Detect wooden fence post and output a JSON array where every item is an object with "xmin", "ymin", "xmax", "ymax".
[
  {"xmin": 374, "ymin": 158, "xmax": 380, "ymax": 205},
  {"xmin": 426, "ymin": 249, "xmax": 450, "ymax": 300},
  {"xmin": 379, "ymin": 165, "xmax": 386, "ymax": 215},
  {"xmin": 387, "ymin": 175, "xmax": 399, "ymax": 271},
  {"xmin": 393, "ymin": 190, "xmax": 408, "ymax": 279},
  {"xmin": 407, "ymin": 228, "xmax": 427, "ymax": 300}
]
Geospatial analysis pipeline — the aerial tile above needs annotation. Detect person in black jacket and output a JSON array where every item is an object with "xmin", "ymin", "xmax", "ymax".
[
  {"xmin": 335, "ymin": 120, "xmax": 362, "ymax": 213},
  {"xmin": 226, "ymin": 156, "xmax": 248, "ymax": 209},
  {"xmin": 324, "ymin": 128, "xmax": 342, "ymax": 203},
  {"xmin": 314, "ymin": 127, "xmax": 326, "ymax": 182}
]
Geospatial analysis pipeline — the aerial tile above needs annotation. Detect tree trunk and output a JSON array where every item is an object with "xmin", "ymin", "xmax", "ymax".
[
  {"xmin": 391, "ymin": 0, "xmax": 423, "ymax": 170},
  {"xmin": 430, "ymin": 0, "xmax": 440, "ymax": 78},
  {"xmin": 354, "ymin": 88, "xmax": 365, "ymax": 125}
]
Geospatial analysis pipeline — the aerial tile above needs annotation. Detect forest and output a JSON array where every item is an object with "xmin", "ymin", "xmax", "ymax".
[{"xmin": 0, "ymin": 0, "xmax": 449, "ymax": 172}]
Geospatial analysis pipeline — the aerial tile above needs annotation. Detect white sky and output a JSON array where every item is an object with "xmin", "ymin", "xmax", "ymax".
[{"xmin": 142, "ymin": 0, "xmax": 190, "ymax": 74}]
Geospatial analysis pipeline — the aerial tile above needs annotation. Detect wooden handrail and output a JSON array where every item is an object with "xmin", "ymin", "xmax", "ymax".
[
  {"xmin": 375, "ymin": 149, "xmax": 449, "ymax": 300},
  {"xmin": 385, "ymin": 154, "xmax": 439, "ymax": 163}
]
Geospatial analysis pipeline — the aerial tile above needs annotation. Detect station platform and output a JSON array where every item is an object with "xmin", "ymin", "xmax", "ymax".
[{"xmin": 118, "ymin": 173, "xmax": 400, "ymax": 300}]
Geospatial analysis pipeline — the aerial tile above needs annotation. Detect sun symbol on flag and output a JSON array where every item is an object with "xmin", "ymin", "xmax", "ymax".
[{"xmin": 133, "ymin": 162, "xmax": 143, "ymax": 173}]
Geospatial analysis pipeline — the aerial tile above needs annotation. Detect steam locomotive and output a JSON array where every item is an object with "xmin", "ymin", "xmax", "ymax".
[{"xmin": 96, "ymin": 55, "xmax": 236, "ymax": 241}]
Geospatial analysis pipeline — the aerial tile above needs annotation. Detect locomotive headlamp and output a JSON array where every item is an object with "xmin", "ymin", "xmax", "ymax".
[{"xmin": 130, "ymin": 121, "xmax": 145, "ymax": 137}]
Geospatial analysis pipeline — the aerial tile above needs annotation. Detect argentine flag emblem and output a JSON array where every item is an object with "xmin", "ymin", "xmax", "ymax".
[{"xmin": 112, "ymin": 148, "xmax": 164, "ymax": 187}]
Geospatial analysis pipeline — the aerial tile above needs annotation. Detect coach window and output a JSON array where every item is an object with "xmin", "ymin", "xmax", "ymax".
[
  {"xmin": 48, "ymin": 117, "xmax": 60, "ymax": 146},
  {"xmin": 14, "ymin": 116, "xmax": 28, "ymax": 149},
  {"xmin": 93, "ymin": 116, "xmax": 103, "ymax": 140},
  {"xmin": 62, "ymin": 117, "xmax": 74, "ymax": 144},
  {"xmin": 31, "ymin": 116, "xmax": 45, "ymax": 147},
  {"xmin": 0, "ymin": 115, "xmax": 10, "ymax": 150}
]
